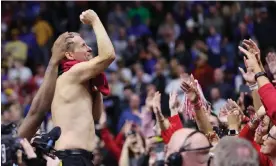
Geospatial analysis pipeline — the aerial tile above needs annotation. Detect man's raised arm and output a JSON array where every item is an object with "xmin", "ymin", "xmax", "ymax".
[
  {"xmin": 69, "ymin": 10, "xmax": 115, "ymax": 82},
  {"xmin": 18, "ymin": 34, "xmax": 67, "ymax": 140}
]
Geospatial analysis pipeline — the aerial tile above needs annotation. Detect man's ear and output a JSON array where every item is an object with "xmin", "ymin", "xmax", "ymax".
[{"xmin": 65, "ymin": 52, "xmax": 74, "ymax": 60}]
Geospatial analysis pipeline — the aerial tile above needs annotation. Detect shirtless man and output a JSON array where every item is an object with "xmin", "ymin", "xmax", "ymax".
[{"xmin": 51, "ymin": 10, "xmax": 115, "ymax": 166}]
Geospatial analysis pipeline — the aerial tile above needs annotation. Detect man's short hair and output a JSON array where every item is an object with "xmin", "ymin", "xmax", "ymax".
[{"xmin": 214, "ymin": 136, "xmax": 259, "ymax": 166}]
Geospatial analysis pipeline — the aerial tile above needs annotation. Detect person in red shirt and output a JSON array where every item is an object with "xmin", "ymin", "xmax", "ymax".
[
  {"xmin": 239, "ymin": 40, "xmax": 276, "ymax": 125},
  {"xmin": 238, "ymin": 105, "xmax": 276, "ymax": 166}
]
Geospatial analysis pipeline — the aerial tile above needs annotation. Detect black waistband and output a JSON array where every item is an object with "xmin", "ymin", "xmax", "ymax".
[{"xmin": 55, "ymin": 149, "xmax": 94, "ymax": 160}]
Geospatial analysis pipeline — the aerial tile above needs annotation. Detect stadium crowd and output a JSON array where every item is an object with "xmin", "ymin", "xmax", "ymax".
[{"xmin": 1, "ymin": 1, "xmax": 276, "ymax": 166}]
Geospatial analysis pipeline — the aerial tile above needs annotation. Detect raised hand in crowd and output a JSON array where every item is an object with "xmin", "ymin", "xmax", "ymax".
[
  {"xmin": 119, "ymin": 133, "xmax": 146, "ymax": 166},
  {"xmin": 152, "ymin": 92, "xmax": 162, "ymax": 118},
  {"xmin": 152, "ymin": 91, "xmax": 170, "ymax": 131},
  {"xmin": 225, "ymin": 99, "xmax": 243, "ymax": 132},
  {"xmin": 145, "ymin": 88, "xmax": 155, "ymax": 110},
  {"xmin": 169, "ymin": 91, "xmax": 180, "ymax": 116},
  {"xmin": 219, "ymin": 105, "xmax": 229, "ymax": 124},
  {"xmin": 141, "ymin": 87, "xmax": 156, "ymax": 137},
  {"xmin": 246, "ymin": 105, "xmax": 267, "ymax": 134},
  {"xmin": 266, "ymin": 52, "xmax": 276, "ymax": 81},
  {"xmin": 121, "ymin": 120, "xmax": 133, "ymax": 136},
  {"xmin": 239, "ymin": 60, "xmax": 256, "ymax": 86},
  {"xmin": 180, "ymin": 74, "xmax": 200, "ymax": 105},
  {"xmin": 239, "ymin": 40, "xmax": 259, "ymax": 85},
  {"xmin": 226, "ymin": 99, "xmax": 243, "ymax": 116},
  {"xmin": 242, "ymin": 39, "xmax": 263, "ymax": 69},
  {"xmin": 239, "ymin": 44, "xmax": 262, "ymax": 75},
  {"xmin": 181, "ymin": 74, "xmax": 215, "ymax": 139}
]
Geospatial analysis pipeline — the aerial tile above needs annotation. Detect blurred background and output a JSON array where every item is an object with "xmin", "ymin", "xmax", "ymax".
[{"xmin": 1, "ymin": 1, "xmax": 276, "ymax": 165}]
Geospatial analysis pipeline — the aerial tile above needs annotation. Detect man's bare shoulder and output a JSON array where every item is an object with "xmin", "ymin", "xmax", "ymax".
[
  {"xmin": 58, "ymin": 61, "xmax": 91, "ymax": 84},
  {"xmin": 65, "ymin": 60, "xmax": 98, "ymax": 79}
]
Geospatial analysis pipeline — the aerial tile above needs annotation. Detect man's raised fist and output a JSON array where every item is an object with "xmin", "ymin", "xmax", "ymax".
[{"xmin": 79, "ymin": 9, "xmax": 98, "ymax": 25}]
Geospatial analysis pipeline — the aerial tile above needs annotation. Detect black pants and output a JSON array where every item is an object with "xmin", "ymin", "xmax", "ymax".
[{"xmin": 55, "ymin": 149, "xmax": 94, "ymax": 166}]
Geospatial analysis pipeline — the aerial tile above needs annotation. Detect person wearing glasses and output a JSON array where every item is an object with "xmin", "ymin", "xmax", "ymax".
[
  {"xmin": 239, "ymin": 107, "xmax": 276, "ymax": 166},
  {"xmin": 260, "ymin": 126, "xmax": 276, "ymax": 166},
  {"xmin": 165, "ymin": 128, "xmax": 213, "ymax": 166},
  {"xmin": 238, "ymin": 39, "xmax": 276, "ymax": 165}
]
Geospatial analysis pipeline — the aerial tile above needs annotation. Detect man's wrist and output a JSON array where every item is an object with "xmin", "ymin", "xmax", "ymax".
[
  {"xmin": 192, "ymin": 99, "xmax": 203, "ymax": 110},
  {"xmin": 90, "ymin": 16, "xmax": 100, "ymax": 26},
  {"xmin": 254, "ymin": 66, "xmax": 262, "ymax": 74},
  {"xmin": 157, "ymin": 115, "xmax": 165, "ymax": 122}
]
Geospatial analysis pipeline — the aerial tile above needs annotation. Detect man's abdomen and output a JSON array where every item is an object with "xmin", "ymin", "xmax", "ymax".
[{"xmin": 52, "ymin": 99, "xmax": 95, "ymax": 151}]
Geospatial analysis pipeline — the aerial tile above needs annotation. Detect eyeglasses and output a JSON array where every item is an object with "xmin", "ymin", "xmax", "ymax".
[
  {"xmin": 267, "ymin": 132, "xmax": 276, "ymax": 140},
  {"xmin": 179, "ymin": 144, "xmax": 213, "ymax": 153}
]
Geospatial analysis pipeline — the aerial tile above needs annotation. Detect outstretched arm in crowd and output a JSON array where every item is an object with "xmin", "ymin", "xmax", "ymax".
[
  {"xmin": 224, "ymin": 99, "xmax": 245, "ymax": 132},
  {"xmin": 180, "ymin": 75, "xmax": 213, "ymax": 134},
  {"xmin": 149, "ymin": 91, "xmax": 183, "ymax": 144},
  {"xmin": 152, "ymin": 92, "xmax": 170, "ymax": 131},
  {"xmin": 239, "ymin": 43, "xmax": 276, "ymax": 125},
  {"xmin": 68, "ymin": 10, "xmax": 115, "ymax": 83},
  {"xmin": 140, "ymin": 88, "xmax": 156, "ymax": 137},
  {"xmin": 18, "ymin": 35, "xmax": 66, "ymax": 140},
  {"xmin": 239, "ymin": 39, "xmax": 263, "ymax": 110}
]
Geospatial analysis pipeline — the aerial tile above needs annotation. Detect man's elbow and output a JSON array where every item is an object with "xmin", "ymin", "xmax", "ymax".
[{"xmin": 107, "ymin": 51, "xmax": 116, "ymax": 61}]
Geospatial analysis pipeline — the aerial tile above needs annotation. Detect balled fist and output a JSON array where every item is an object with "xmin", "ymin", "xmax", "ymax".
[{"xmin": 80, "ymin": 9, "xmax": 98, "ymax": 25}]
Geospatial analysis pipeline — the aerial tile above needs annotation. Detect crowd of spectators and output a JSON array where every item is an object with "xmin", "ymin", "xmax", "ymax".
[{"xmin": 2, "ymin": 1, "xmax": 276, "ymax": 166}]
